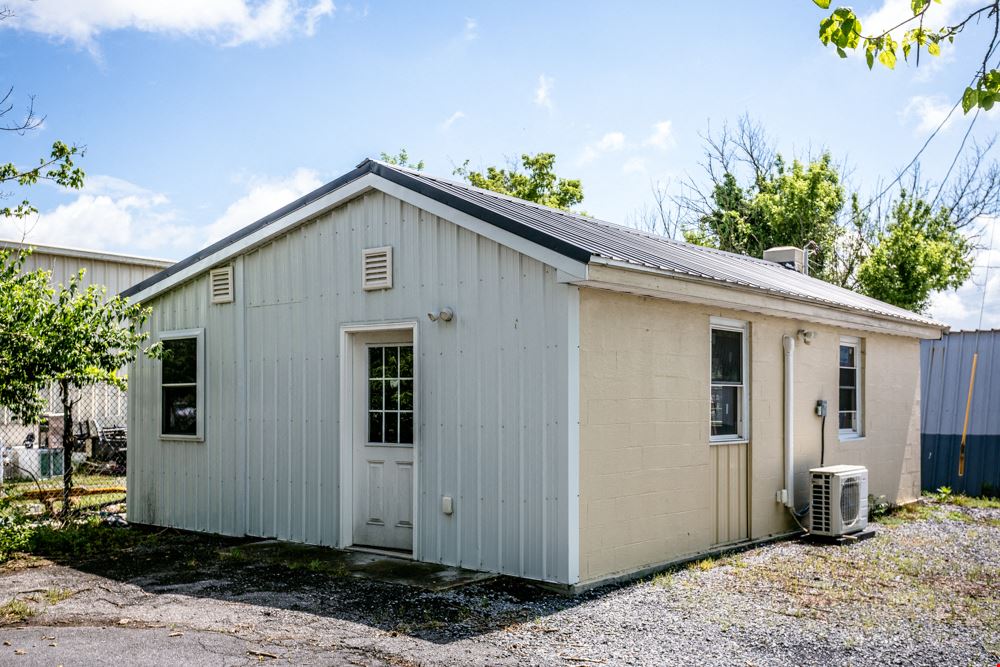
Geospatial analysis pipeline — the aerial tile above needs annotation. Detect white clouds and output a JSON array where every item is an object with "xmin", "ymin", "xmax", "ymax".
[
  {"xmin": 644, "ymin": 120, "xmax": 675, "ymax": 150},
  {"xmin": 622, "ymin": 157, "xmax": 647, "ymax": 175},
  {"xmin": 15, "ymin": 177, "xmax": 192, "ymax": 256},
  {"xmin": 304, "ymin": 0, "xmax": 335, "ymax": 36},
  {"xmin": 1, "ymin": 0, "xmax": 335, "ymax": 52},
  {"xmin": 901, "ymin": 95, "xmax": 956, "ymax": 134},
  {"xmin": 463, "ymin": 17, "xmax": 478, "ymax": 41},
  {"xmin": 204, "ymin": 168, "xmax": 322, "ymax": 243},
  {"xmin": 929, "ymin": 217, "xmax": 1000, "ymax": 330},
  {"xmin": 440, "ymin": 110, "xmax": 465, "ymax": 130},
  {"xmin": 534, "ymin": 74, "xmax": 554, "ymax": 110},
  {"xmin": 579, "ymin": 131, "xmax": 626, "ymax": 165},
  {"xmin": 862, "ymin": 0, "xmax": 973, "ymax": 41}
]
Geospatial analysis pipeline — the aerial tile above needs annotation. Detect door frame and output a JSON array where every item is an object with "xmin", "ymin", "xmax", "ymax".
[{"xmin": 338, "ymin": 320, "xmax": 419, "ymax": 556}]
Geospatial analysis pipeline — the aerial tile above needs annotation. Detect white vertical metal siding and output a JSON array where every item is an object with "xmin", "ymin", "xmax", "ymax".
[
  {"xmin": 129, "ymin": 190, "xmax": 575, "ymax": 583},
  {"xmin": 128, "ymin": 268, "xmax": 246, "ymax": 537}
]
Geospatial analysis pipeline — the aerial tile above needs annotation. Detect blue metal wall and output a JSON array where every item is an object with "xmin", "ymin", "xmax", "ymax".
[{"xmin": 921, "ymin": 330, "xmax": 1000, "ymax": 496}]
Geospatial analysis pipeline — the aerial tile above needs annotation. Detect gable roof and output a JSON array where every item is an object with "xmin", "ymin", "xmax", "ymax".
[{"xmin": 122, "ymin": 158, "xmax": 945, "ymax": 330}]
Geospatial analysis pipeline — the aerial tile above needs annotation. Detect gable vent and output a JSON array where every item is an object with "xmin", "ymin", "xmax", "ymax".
[
  {"xmin": 209, "ymin": 266, "xmax": 234, "ymax": 304},
  {"xmin": 362, "ymin": 246, "xmax": 393, "ymax": 291}
]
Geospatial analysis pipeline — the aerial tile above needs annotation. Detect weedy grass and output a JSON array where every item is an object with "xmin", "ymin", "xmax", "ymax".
[{"xmin": 0, "ymin": 599, "xmax": 34, "ymax": 624}]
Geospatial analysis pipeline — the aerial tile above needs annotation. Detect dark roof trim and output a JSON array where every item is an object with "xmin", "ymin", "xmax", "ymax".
[
  {"xmin": 367, "ymin": 162, "xmax": 593, "ymax": 264},
  {"xmin": 122, "ymin": 159, "xmax": 592, "ymax": 298},
  {"xmin": 121, "ymin": 162, "xmax": 372, "ymax": 297}
]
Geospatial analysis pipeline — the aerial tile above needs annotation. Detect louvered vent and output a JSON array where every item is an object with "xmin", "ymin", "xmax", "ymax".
[
  {"xmin": 209, "ymin": 266, "xmax": 234, "ymax": 304},
  {"xmin": 811, "ymin": 472, "xmax": 831, "ymax": 535},
  {"xmin": 362, "ymin": 246, "xmax": 393, "ymax": 290}
]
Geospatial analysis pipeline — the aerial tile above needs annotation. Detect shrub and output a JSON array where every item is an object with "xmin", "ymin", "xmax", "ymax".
[{"xmin": 0, "ymin": 495, "xmax": 34, "ymax": 562}]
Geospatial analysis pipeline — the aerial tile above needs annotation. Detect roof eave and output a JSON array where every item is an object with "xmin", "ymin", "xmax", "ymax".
[{"xmin": 581, "ymin": 259, "xmax": 947, "ymax": 339}]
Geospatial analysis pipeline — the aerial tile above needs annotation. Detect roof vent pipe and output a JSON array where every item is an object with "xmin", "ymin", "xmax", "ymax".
[{"xmin": 782, "ymin": 335, "xmax": 795, "ymax": 509}]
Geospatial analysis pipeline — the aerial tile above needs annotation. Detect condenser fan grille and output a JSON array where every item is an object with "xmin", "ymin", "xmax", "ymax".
[{"xmin": 840, "ymin": 477, "xmax": 861, "ymax": 526}]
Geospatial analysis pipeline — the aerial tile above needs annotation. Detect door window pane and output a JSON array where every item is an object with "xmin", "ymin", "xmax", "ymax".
[{"xmin": 367, "ymin": 344, "xmax": 414, "ymax": 445}]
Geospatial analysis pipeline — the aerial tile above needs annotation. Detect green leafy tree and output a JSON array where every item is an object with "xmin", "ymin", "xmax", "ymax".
[
  {"xmin": 675, "ymin": 117, "xmax": 983, "ymax": 312},
  {"xmin": 379, "ymin": 148, "xmax": 424, "ymax": 171},
  {"xmin": 0, "ymin": 250, "xmax": 53, "ymax": 422},
  {"xmin": 685, "ymin": 154, "xmax": 845, "ymax": 281},
  {"xmin": 857, "ymin": 192, "xmax": 973, "ymax": 311},
  {"xmin": 453, "ymin": 152, "xmax": 584, "ymax": 210},
  {"xmin": 0, "ymin": 258, "xmax": 154, "ymax": 515},
  {"xmin": 812, "ymin": 0, "xmax": 1000, "ymax": 113}
]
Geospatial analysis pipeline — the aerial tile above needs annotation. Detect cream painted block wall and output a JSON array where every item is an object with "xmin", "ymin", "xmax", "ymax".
[{"xmin": 578, "ymin": 287, "xmax": 922, "ymax": 584}]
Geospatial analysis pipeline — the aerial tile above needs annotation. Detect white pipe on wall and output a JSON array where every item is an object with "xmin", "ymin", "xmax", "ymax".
[{"xmin": 782, "ymin": 335, "xmax": 795, "ymax": 509}]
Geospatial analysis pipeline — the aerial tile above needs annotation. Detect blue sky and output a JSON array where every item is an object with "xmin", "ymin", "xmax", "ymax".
[{"xmin": 1, "ymin": 0, "xmax": 997, "ymax": 328}]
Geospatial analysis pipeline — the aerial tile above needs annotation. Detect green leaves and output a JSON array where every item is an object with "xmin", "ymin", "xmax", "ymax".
[
  {"xmin": 813, "ymin": 0, "xmax": 831, "ymax": 8},
  {"xmin": 454, "ymin": 152, "xmax": 584, "ymax": 211},
  {"xmin": 856, "ymin": 191, "xmax": 972, "ymax": 312},
  {"xmin": 819, "ymin": 8, "xmax": 862, "ymax": 49},
  {"xmin": 962, "ymin": 87, "xmax": 979, "ymax": 113},
  {"xmin": 878, "ymin": 48, "xmax": 897, "ymax": 69},
  {"xmin": 378, "ymin": 148, "xmax": 424, "ymax": 171}
]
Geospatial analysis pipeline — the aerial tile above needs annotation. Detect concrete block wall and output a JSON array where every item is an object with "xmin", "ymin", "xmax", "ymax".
[{"xmin": 578, "ymin": 287, "xmax": 922, "ymax": 584}]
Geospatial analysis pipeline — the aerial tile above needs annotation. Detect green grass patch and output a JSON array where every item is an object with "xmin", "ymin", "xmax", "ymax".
[
  {"xmin": 42, "ymin": 588, "xmax": 74, "ymax": 605},
  {"xmin": 876, "ymin": 502, "xmax": 934, "ymax": 526},
  {"xmin": 949, "ymin": 495, "xmax": 1000, "ymax": 510},
  {"xmin": 0, "ymin": 599, "xmax": 34, "ymax": 624}
]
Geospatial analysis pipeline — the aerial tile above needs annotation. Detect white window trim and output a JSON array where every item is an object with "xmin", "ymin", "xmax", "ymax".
[
  {"xmin": 158, "ymin": 328, "xmax": 205, "ymax": 442},
  {"xmin": 838, "ymin": 335, "xmax": 863, "ymax": 440},
  {"xmin": 709, "ymin": 317, "xmax": 750, "ymax": 444}
]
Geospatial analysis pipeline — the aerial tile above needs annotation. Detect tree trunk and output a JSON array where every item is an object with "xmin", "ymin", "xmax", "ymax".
[{"xmin": 61, "ymin": 379, "xmax": 73, "ymax": 519}]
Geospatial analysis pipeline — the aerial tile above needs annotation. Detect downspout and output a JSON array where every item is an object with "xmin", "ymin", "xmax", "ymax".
[{"xmin": 782, "ymin": 335, "xmax": 795, "ymax": 509}]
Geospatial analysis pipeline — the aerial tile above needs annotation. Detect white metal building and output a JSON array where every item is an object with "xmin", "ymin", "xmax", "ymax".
[{"xmin": 122, "ymin": 160, "xmax": 942, "ymax": 588}]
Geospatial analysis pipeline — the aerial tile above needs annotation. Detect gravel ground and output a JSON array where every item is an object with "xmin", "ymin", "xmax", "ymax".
[{"xmin": 0, "ymin": 500, "xmax": 997, "ymax": 666}]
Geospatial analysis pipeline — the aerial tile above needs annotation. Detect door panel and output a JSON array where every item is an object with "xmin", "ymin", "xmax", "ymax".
[{"xmin": 352, "ymin": 334, "xmax": 414, "ymax": 551}]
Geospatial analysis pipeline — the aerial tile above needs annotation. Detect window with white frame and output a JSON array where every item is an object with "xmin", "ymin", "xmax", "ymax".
[
  {"xmin": 710, "ymin": 319, "xmax": 748, "ymax": 441},
  {"xmin": 839, "ymin": 337, "xmax": 862, "ymax": 436},
  {"xmin": 160, "ymin": 329, "xmax": 204, "ymax": 439}
]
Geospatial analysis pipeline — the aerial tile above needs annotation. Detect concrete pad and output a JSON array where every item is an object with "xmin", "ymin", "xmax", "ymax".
[{"xmin": 222, "ymin": 540, "xmax": 496, "ymax": 591}]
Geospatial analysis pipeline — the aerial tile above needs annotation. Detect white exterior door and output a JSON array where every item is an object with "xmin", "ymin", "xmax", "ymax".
[{"xmin": 352, "ymin": 333, "xmax": 414, "ymax": 551}]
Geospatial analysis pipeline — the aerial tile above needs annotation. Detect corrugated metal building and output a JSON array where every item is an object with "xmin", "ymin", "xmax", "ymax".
[
  {"xmin": 921, "ymin": 330, "xmax": 1000, "ymax": 496},
  {"xmin": 122, "ymin": 160, "xmax": 941, "ymax": 588}
]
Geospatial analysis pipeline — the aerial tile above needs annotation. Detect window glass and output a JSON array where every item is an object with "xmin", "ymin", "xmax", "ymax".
[
  {"xmin": 161, "ymin": 335, "xmax": 199, "ymax": 437},
  {"xmin": 710, "ymin": 325, "xmax": 746, "ymax": 440},
  {"xmin": 162, "ymin": 386, "xmax": 197, "ymax": 436},
  {"xmin": 839, "ymin": 343, "xmax": 860, "ymax": 434},
  {"xmin": 162, "ymin": 338, "xmax": 197, "ymax": 384},
  {"xmin": 711, "ymin": 386, "xmax": 739, "ymax": 437},
  {"xmin": 711, "ymin": 329, "xmax": 743, "ymax": 383},
  {"xmin": 367, "ymin": 344, "xmax": 414, "ymax": 445}
]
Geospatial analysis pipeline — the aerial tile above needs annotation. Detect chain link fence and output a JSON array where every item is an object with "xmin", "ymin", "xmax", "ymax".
[{"xmin": 0, "ymin": 382, "xmax": 127, "ymax": 519}]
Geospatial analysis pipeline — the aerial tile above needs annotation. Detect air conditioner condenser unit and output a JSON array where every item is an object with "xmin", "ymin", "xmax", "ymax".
[{"xmin": 810, "ymin": 465, "xmax": 868, "ymax": 537}]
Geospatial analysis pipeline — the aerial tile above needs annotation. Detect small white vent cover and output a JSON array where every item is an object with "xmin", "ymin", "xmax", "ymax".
[
  {"xmin": 362, "ymin": 246, "xmax": 393, "ymax": 290},
  {"xmin": 209, "ymin": 266, "xmax": 234, "ymax": 304}
]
